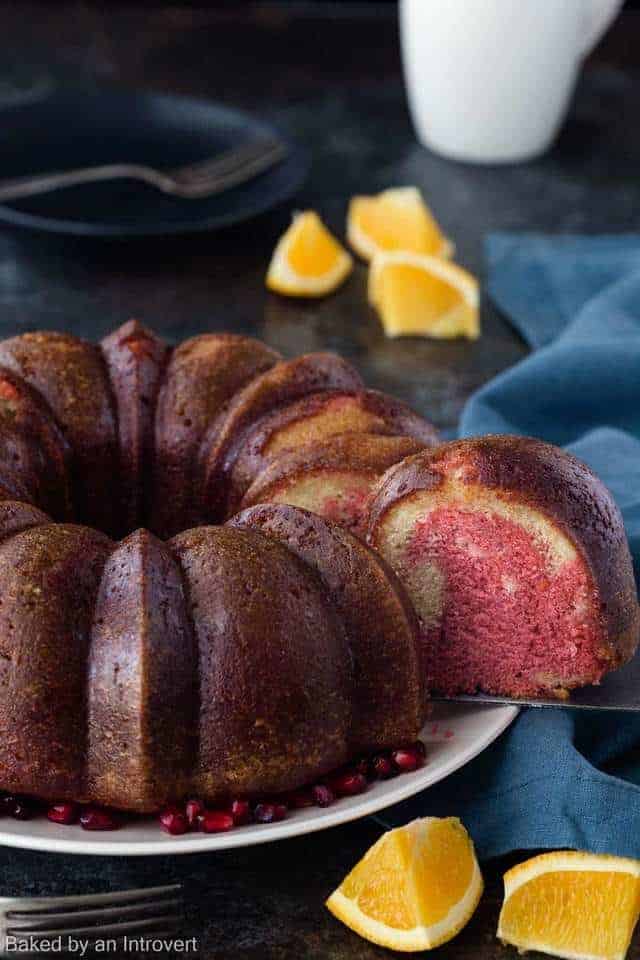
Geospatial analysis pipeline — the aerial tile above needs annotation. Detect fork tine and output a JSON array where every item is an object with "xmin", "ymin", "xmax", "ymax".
[
  {"xmin": 7, "ymin": 897, "xmax": 183, "ymax": 931},
  {"xmin": 190, "ymin": 142, "xmax": 286, "ymax": 183},
  {"xmin": 175, "ymin": 136, "xmax": 282, "ymax": 178},
  {"xmin": 5, "ymin": 883, "xmax": 182, "ymax": 913},
  {"xmin": 178, "ymin": 143, "xmax": 288, "ymax": 198},
  {"xmin": 8, "ymin": 914, "xmax": 182, "ymax": 942},
  {"xmin": 174, "ymin": 137, "xmax": 284, "ymax": 182}
]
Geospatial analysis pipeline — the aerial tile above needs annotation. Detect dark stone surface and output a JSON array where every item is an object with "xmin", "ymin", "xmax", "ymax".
[{"xmin": 0, "ymin": 3, "xmax": 639, "ymax": 957}]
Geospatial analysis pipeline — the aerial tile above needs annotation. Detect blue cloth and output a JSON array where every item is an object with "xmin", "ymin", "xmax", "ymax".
[{"xmin": 378, "ymin": 234, "xmax": 640, "ymax": 860}]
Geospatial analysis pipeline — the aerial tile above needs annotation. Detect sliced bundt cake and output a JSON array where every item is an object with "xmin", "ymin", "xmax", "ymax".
[
  {"xmin": 0, "ymin": 320, "xmax": 636, "ymax": 815},
  {"xmin": 367, "ymin": 436, "xmax": 640, "ymax": 698}
]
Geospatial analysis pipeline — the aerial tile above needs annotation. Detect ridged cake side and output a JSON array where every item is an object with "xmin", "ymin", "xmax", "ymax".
[
  {"xmin": 231, "ymin": 504, "xmax": 426, "ymax": 753},
  {"xmin": 153, "ymin": 333, "xmax": 280, "ymax": 537},
  {"xmin": 0, "ymin": 333, "xmax": 119, "ymax": 535}
]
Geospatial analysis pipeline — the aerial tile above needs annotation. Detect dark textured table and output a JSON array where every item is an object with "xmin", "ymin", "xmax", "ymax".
[{"xmin": 1, "ymin": 3, "xmax": 640, "ymax": 957}]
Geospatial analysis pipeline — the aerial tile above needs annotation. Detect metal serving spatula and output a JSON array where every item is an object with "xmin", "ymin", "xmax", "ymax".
[{"xmin": 433, "ymin": 651, "xmax": 640, "ymax": 712}]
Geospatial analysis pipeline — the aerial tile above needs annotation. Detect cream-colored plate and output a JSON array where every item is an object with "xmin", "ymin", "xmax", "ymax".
[{"xmin": 0, "ymin": 703, "xmax": 517, "ymax": 855}]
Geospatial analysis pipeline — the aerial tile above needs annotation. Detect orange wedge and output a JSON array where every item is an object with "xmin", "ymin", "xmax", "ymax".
[
  {"xmin": 498, "ymin": 850, "xmax": 640, "ymax": 960},
  {"xmin": 266, "ymin": 211, "xmax": 353, "ymax": 297},
  {"xmin": 347, "ymin": 187, "xmax": 453, "ymax": 262},
  {"xmin": 369, "ymin": 251, "xmax": 480, "ymax": 340},
  {"xmin": 326, "ymin": 817, "xmax": 483, "ymax": 951}
]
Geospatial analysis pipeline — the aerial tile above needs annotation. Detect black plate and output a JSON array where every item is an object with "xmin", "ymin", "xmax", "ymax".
[{"xmin": 0, "ymin": 87, "xmax": 309, "ymax": 236}]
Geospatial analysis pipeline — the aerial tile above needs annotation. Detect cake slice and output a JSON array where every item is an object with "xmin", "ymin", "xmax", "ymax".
[
  {"xmin": 198, "ymin": 353, "xmax": 363, "ymax": 520},
  {"xmin": 228, "ymin": 388, "xmax": 439, "ymax": 511},
  {"xmin": 367, "ymin": 436, "xmax": 640, "ymax": 698},
  {"xmin": 241, "ymin": 433, "xmax": 427, "ymax": 536}
]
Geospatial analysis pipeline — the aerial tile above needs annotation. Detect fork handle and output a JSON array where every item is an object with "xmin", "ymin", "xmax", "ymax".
[{"xmin": 0, "ymin": 164, "xmax": 173, "ymax": 202}]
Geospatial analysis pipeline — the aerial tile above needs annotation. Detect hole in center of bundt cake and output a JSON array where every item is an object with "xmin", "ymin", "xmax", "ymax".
[{"xmin": 404, "ymin": 505, "xmax": 607, "ymax": 697}]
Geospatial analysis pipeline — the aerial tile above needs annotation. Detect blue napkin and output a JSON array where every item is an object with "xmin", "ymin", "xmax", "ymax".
[{"xmin": 378, "ymin": 234, "xmax": 640, "ymax": 860}]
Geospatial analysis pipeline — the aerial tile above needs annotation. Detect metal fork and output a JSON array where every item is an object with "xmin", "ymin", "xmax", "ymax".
[
  {"xmin": 0, "ymin": 136, "xmax": 288, "ymax": 202},
  {"xmin": 0, "ymin": 884, "xmax": 183, "ymax": 956}
]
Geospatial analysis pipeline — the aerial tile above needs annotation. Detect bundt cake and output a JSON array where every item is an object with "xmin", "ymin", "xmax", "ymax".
[
  {"xmin": 0, "ymin": 321, "xmax": 637, "ymax": 815},
  {"xmin": 0, "ymin": 321, "xmax": 434, "ymax": 813},
  {"xmin": 367, "ymin": 436, "xmax": 640, "ymax": 698}
]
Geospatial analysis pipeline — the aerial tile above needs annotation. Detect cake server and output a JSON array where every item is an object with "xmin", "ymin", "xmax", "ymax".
[{"xmin": 433, "ymin": 651, "xmax": 640, "ymax": 711}]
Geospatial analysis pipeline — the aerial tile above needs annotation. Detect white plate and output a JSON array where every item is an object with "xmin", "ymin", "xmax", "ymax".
[{"xmin": 0, "ymin": 703, "xmax": 517, "ymax": 856}]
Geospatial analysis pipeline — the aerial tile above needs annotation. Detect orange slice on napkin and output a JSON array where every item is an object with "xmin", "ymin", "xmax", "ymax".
[
  {"xmin": 326, "ymin": 816, "xmax": 483, "ymax": 951},
  {"xmin": 498, "ymin": 850, "xmax": 640, "ymax": 960}
]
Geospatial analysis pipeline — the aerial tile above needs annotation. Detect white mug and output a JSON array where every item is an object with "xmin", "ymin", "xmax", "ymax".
[{"xmin": 400, "ymin": 0, "xmax": 623, "ymax": 164}]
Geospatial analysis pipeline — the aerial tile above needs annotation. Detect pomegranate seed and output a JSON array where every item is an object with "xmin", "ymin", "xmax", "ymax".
[
  {"xmin": 371, "ymin": 754, "xmax": 395, "ymax": 780},
  {"xmin": 354, "ymin": 757, "xmax": 372, "ymax": 780},
  {"xmin": 329, "ymin": 771, "xmax": 367, "ymax": 797},
  {"xmin": 201, "ymin": 810, "xmax": 234, "ymax": 834},
  {"xmin": 283, "ymin": 788, "xmax": 314, "ymax": 809},
  {"xmin": 253, "ymin": 803, "xmax": 277, "ymax": 824},
  {"xmin": 392, "ymin": 746, "xmax": 423, "ymax": 773},
  {"xmin": 47, "ymin": 802, "xmax": 79, "ymax": 825},
  {"xmin": 185, "ymin": 799, "xmax": 204, "ymax": 829},
  {"xmin": 0, "ymin": 794, "xmax": 15, "ymax": 816},
  {"xmin": 11, "ymin": 798, "xmax": 35, "ymax": 820},
  {"xmin": 273, "ymin": 803, "xmax": 288, "ymax": 822},
  {"xmin": 159, "ymin": 807, "xmax": 188, "ymax": 836},
  {"xmin": 311, "ymin": 784, "xmax": 335, "ymax": 808},
  {"xmin": 229, "ymin": 799, "xmax": 251, "ymax": 826},
  {"xmin": 80, "ymin": 808, "xmax": 120, "ymax": 831}
]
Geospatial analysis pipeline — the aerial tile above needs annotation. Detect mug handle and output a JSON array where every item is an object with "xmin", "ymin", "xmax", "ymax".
[{"xmin": 580, "ymin": 0, "xmax": 624, "ymax": 56}]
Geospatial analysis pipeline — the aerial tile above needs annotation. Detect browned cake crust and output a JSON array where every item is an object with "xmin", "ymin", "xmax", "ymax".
[
  {"xmin": 170, "ymin": 525, "xmax": 352, "ymax": 800},
  {"xmin": 368, "ymin": 435, "xmax": 640, "ymax": 667},
  {"xmin": 230, "ymin": 504, "xmax": 427, "ymax": 753},
  {"xmin": 198, "ymin": 353, "xmax": 363, "ymax": 520},
  {"xmin": 88, "ymin": 530, "xmax": 196, "ymax": 812},
  {"xmin": 0, "ymin": 333, "xmax": 118, "ymax": 534},
  {"xmin": 0, "ymin": 367, "xmax": 72, "ymax": 519},
  {"xmin": 152, "ymin": 334, "xmax": 280, "ymax": 537},
  {"xmin": 0, "ymin": 500, "xmax": 50, "ymax": 539},
  {"xmin": 241, "ymin": 433, "xmax": 429, "ymax": 514},
  {"xmin": 0, "ymin": 524, "xmax": 112, "ymax": 800},
  {"xmin": 101, "ymin": 320, "xmax": 170, "ymax": 535},
  {"xmin": 229, "ymin": 388, "xmax": 439, "ymax": 508}
]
